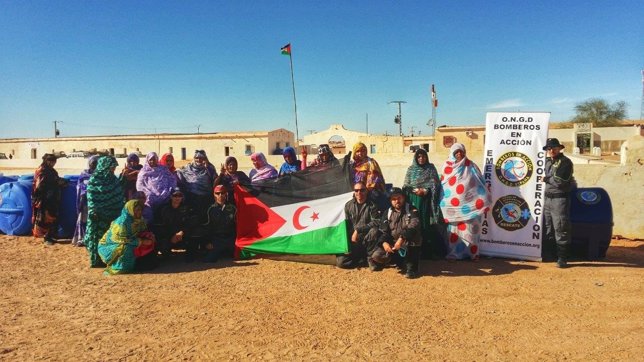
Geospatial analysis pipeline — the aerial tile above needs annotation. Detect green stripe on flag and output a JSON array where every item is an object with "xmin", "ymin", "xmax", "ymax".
[{"xmin": 241, "ymin": 220, "xmax": 348, "ymax": 255}]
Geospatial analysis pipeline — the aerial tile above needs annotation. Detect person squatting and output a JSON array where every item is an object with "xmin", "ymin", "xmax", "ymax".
[{"xmin": 31, "ymin": 141, "xmax": 570, "ymax": 277}]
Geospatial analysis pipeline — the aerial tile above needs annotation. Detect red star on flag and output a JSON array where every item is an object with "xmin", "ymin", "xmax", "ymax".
[{"xmin": 310, "ymin": 212, "xmax": 320, "ymax": 221}]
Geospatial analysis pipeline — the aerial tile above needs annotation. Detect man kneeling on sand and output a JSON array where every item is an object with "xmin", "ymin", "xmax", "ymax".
[{"xmin": 336, "ymin": 181, "xmax": 382, "ymax": 269}]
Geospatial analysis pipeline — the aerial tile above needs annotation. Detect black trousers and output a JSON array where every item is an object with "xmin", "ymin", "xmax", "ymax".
[
  {"xmin": 371, "ymin": 245, "xmax": 421, "ymax": 273},
  {"xmin": 336, "ymin": 239, "xmax": 379, "ymax": 269},
  {"xmin": 543, "ymin": 196, "xmax": 571, "ymax": 259}
]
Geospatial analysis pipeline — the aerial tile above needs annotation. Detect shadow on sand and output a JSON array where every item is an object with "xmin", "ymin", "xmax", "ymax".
[
  {"xmin": 146, "ymin": 254, "xmax": 259, "ymax": 274},
  {"xmin": 418, "ymin": 258, "xmax": 538, "ymax": 278},
  {"xmin": 569, "ymin": 244, "xmax": 644, "ymax": 268}
]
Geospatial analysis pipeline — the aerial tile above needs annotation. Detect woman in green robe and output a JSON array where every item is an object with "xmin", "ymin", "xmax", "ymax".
[
  {"xmin": 99, "ymin": 199, "xmax": 155, "ymax": 275},
  {"xmin": 402, "ymin": 148, "xmax": 444, "ymax": 258},
  {"xmin": 85, "ymin": 156, "xmax": 124, "ymax": 267}
]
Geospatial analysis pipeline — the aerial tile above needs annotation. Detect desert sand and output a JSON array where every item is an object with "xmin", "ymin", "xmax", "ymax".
[{"xmin": 0, "ymin": 235, "xmax": 642, "ymax": 361}]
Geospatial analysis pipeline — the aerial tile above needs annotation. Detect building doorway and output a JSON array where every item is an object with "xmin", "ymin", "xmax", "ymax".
[{"xmin": 576, "ymin": 133, "xmax": 591, "ymax": 154}]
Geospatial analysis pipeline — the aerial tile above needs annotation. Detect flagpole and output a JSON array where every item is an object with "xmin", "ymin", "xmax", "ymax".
[
  {"xmin": 430, "ymin": 84, "xmax": 437, "ymax": 136},
  {"xmin": 288, "ymin": 51, "xmax": 300, "ymax": 143}
]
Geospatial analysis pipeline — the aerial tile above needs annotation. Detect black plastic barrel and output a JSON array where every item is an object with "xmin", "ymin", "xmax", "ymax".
[
  {"xmin": 57, "ymin": 175, "xmax": 79, "ymax": 238},
  {"xmin": 570, "ymin": 187, "xmax": 613, "ymax": 260}
]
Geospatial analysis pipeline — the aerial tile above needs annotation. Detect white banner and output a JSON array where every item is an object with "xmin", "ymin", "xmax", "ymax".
[{"xmin": 480, "ymin": 112, "xmax": 550, "ymax": 260}]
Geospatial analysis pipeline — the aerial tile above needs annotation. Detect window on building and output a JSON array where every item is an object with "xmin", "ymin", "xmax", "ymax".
[
  {"xmin": 123, "ymin": 148, "xmax": 127, "ymax": 155},
  {"xmin": 245, "ymin": 145, "xmax": 252, "ymax": 156},
  {"xmin": 168, "ymin": 147, "xmax": 173, "ymax": 154},
  {"xmin": 285, "ymin": 142, "xmax": 290, "ymax": 148},
  {"xmin": 31, "ymin": 148, "xmax": 37, "ymax": 159},
  {"xmin": 109, "ymin": 148, "xmax": 114, "ymax": 155},
  {"xmin": 370, "ymin": 144, "xmax": 377, "ymax": 154},
  {"xmin": 225, "ymin": 146, "xmax": 230, "ymax": 156},
  {"xmin": 181, "ymin": 148, "xmax": 187, "ymax": 160}
]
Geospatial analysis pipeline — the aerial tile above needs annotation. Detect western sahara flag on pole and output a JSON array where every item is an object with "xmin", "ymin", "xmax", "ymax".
[{"xmin": 235, "ymin": 158, "xmax": 353, "ymax": 257}]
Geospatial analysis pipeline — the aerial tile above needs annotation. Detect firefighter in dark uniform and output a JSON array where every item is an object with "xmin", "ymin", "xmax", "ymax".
[
  {"xmin": 372, "ymin": 187, "xmax": 422, "ymax": 278},
  {"xmin": 542, "ymin": 138, "xmax": 575, "ymax": 268}
]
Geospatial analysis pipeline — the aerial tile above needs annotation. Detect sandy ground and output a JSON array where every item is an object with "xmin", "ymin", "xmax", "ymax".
[{"xmin": 0, "ymin": 236, "xmax": 642, "ymax": 361}]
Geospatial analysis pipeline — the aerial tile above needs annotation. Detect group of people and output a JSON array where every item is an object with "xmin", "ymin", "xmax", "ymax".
[{"xmin": 30, "ymin": 137, "xmax": 573, "ymax": 277}]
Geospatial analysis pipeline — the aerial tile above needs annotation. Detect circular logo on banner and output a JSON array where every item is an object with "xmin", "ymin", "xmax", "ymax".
[
  {"xmin": 492, "ymin": 195, "xmax": 531, "ymax": 231},
  {"xmin": 495, "ymin": 152, "xmax": 533, "ymax": 187},
  {"xmin": 577, "ymin": 190, "xmax": 601, "ymax": 205}
]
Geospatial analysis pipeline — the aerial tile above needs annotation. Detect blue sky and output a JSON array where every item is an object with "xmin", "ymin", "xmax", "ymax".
[{"xmin": 1, "ymin": 0, "xmax": 642, "ymax": 139}]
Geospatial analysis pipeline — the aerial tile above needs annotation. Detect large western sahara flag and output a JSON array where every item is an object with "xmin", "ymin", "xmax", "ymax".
[{"xmin": 235, "ymin": 158, "xmax": 353, "ymax": 257}]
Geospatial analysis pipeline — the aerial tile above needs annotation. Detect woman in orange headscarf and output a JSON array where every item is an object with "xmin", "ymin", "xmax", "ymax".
[{"xmin": 351, "ymin": 142, "xmax": 387, "ymax": 210}]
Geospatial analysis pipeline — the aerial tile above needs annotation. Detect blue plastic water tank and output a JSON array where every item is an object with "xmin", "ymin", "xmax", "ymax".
[
  {"xmin": 18, "ymin": 174, "xmax": 34, "ymax": 185},
  {"xmin": 570, "ymin": 187, "xmax": 613, "ymax": 259},
  {"xmin": 0, "ymin": 175, "xmax": 18, "ymax": 185},
  {"xmin": 58, "ymin": 175, "xmax": 79, "ymax": 238},
  {"xmin": 0, "ymin": 181, "xmax": 33, "ymax": 235}
]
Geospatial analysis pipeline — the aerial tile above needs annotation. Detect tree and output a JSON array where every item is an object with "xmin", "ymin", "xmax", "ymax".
[{"xmin": 571, "ymin": 98, "xmax": 627, "ymax": 127}]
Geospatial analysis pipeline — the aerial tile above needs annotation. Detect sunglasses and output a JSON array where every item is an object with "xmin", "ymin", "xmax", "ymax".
[{"xmin": 353, "ymin": 188, "xmax": 367, "ymax": 193}]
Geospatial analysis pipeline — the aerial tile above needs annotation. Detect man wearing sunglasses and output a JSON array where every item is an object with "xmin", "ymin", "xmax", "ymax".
[
  {"xmin": 337, "ymin": 181, "xmax": 382, "ymax": 269},
  {"xmin": 202, "ymin": 184, "xmax": 237, "ymax": 263},
  {"xmin": 542, "ymin": 138, "xmax": 575, "ymax": 268}
]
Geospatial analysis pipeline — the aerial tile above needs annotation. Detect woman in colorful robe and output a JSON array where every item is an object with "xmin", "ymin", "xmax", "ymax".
[
  {"xmin": 214, "ymin": 156, "xmax": 251, "ymax": 203},
  {"xmin": 249, "ymin": 152, "xmax": 277, "ymax": 183},
  {"xmin": 86, "ymin": 156, "xmax": 125, "ymax": 267},
  {"xmin": 98, "ymin": 199, "xmax": 157, "ymax": 275},
  {"xmin": 402, "ymin": 149, "xmax": 444, "ymax": 258},
  {"xmin": 278, "ymin": 147, "xmax": 302, "ymax": 176},
  {"xmin": 71, "ymin": 155, "xmax": 99, "ymax": 247},
  {"xmin": 351, "ymin": 142, "xmax": 387, "ymax": 210},
  {"xmin": 136, "ymin": 152, "xmax": 177, "ymax": 223},
  {"xmin": 31, "ymin": 153, "xmax": 66, "ymax": 244},
  {"xmin": 119, "ymin": 153, "xmax": 143, "ymax": 201},
  {"xmin": 439, "ymin": 143, "xmax": 491, "ymax": 261}
]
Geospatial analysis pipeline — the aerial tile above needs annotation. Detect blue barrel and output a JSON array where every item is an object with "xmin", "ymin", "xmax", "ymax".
[
  {"xmin": 0, "ymin": 181, "xmax": 33, "ymax": 235},
  {"xmin": 0, "ymin": 175, "xmax": 18, "ymax": 185},
  {"xmin": 570, "ymin": 187, "xmax": 613, "ymax": 260},
  {"xmin": 57, "ymin": 175, "xmax": 79, "ymax": 238},
  {"xmin": 18, "ymin": 174, "xmax": 34, "ymax": 185}
]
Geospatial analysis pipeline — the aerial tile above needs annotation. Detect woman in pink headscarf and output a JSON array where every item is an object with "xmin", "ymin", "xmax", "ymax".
[{"xmin": 248, "ymin": 152, "xmax": 277, "ymax": 183}]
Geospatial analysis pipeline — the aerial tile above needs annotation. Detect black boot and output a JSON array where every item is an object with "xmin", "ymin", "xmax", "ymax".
[{"xmin": 556, "ymin": 243, "xmax": 569, "ymax": 268}]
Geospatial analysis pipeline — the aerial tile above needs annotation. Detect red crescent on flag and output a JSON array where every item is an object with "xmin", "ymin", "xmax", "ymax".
[{"xmin": 292, "ymin": 206, "xmax": 311, "ymax": 230}]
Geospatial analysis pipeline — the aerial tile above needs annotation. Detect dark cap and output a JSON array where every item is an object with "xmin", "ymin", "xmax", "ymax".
[
  {"xmin": 171, "ymin": 187, "xmax": 183, "ymax": 196},
  {"xmin": 42, "ymin": 153, "xmax": 57, "ymax": 161},
  {"xmin": 543, "ymin": 138, "xmax": 565, "ymax": 150},
  {"xmin": 389, "ymin": 187, "xmax": 404, "ymax": 198}
]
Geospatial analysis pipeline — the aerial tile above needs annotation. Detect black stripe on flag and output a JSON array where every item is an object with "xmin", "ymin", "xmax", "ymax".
[{"xmin": 244, "ymin": 155, "xmax": 353, "ymax": 207}]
